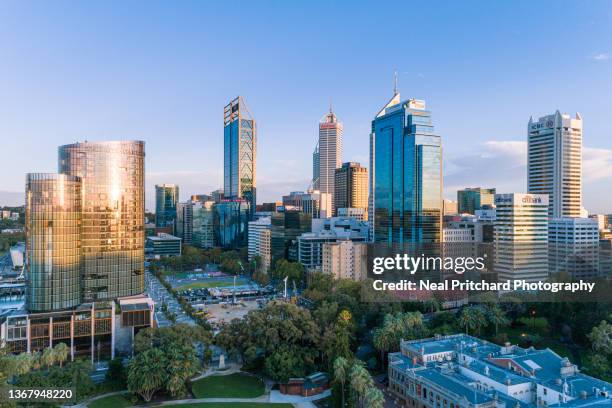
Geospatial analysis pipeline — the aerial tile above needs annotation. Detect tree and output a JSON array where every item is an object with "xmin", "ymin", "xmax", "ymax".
[
  {"xmin": 53, "ymin": 343, "xmax": 69, "ymax": 368},
  {"xmin": 364, "ymin": 386, "xmax": 384, "ymax": 408},
  {"xmin": 423, "ymin": 297, "xmax": 441, "ymax": 314},
  {"xmin": 264, "ymin": 346, "xmax": 307, "ymax": 383},
  {"xmin": 459, "ymin": 306, "xmax": 487, "ymax": 335},
  {"xmin": 349, "ymin": 363, "xmax": 372, "ymax": 408},
  {"xmin": 165, "ymin": 342, "xmax": 200, "ymax": 397},
  {"xmin": 106, "ymin": 358, "xmax": 127, "ymax": 389},
  {"xmin": 41, "ymin": 347, "xmax": 55, "ymax": 369},
  {"xmin": 372, "ymin": 327, "xmax": 392, "ymax": 370},
  {"xmin": 487, "ymin": 305, "xmax": 510, "ymax": 336},
  {"xmin": 127, "ymin": 348, "xmax": 168, "ymax": 402},
  {"xmin": 333, "ymin": 356, "xmax": 350, "ymax": 408},
  {"xmin": 588, "ymin": 320, "xmax": 612, "ymax": 354},
  {"xmin": 68, "ymin": 359, "xmax": 95, "ymax": 399}
]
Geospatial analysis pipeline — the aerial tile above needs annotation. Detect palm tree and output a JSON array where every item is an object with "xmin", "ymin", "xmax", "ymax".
[
  {"xmin": 459, "ymin": 306, "xmax": 487, "ymax": 335},
  {"xmin": 13, "ymin": 352, "xmax": 32, "ymax": 375},
  {"xmin": 53, "ymin": 343, "xmax": 69, "ymax": 368},
  {"xmin": 487, "ymin": 306, "xmax": 510, "ymax": 336},
  {"xmin": 372, "ymin": 327, "xmax": 392, "ymax": 370},
  {"xmin": 423, "ymin": 297, "xmax": 441, "ymax": 314},
  {"xmin": 365, "ymin": 386, "xmax": 385, "ymax": 408},
  {"xmin": 41, "ymin": 347, "xmax": 55, "ymax": 369},
  {"xmin": 333, "ymin": 356, "xmax": 349, "ymax": 407},
  {"xmin": 349, "ymin": 363, "xmax": 373, "ymax": 408}
]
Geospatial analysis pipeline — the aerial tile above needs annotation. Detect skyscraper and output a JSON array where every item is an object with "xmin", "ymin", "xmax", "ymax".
[
  {"xmin": 58, "ymin": 141, "xmax": 145, "ymax": 302},
  {"xmin": 370, "ymin": 92, "xmax": 442, "ymax": 243},
  {"xmin": 334, "ymin": 162, "xmax": 368, "ymax": 219},
  {"xmin": 494, "ymin": 193, "xmax": 549, "ymax": 283},
  {"xmin": 314, "ymin": 107, "xmax": 342, "ymax": 210},
  {"xmin": 224, "ymin": 96, "xmax": 256, "ymax": 216},
  {"xmin": 25, "ymin": 174, "xmax": 82, "ymax": 312},
  {"xmin": 457, "ymin": 187, "xmax": 496, "ymax": 214},
  {"xmin": 155, "ymin": 184, "xmax": 179, "ymax": 230},
  {"xmin": 528, "ymin": 111, "xmax": 582, "ymax": 218}
]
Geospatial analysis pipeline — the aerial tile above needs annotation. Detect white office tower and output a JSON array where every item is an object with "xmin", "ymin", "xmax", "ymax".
[
  {"xmin": 248, "ymin": 216, "xmax": 272, "ymax": 274},
  {"xmin": 528, "ymin": 111, "xmax": 582, "ymax": 218},
  {"xmin": 314, "ymin": 107, "xmax": 343, "ymax": 211},
  {"xmin": 549, "ymin": 217, "xmax": 599, "ymax": 279},
  {"xmin": 494, "ymin": 194, "xmax": 549, "ymax": 283},
  {"xmin": 322, "ymin": 241, "xmax": 367, "ymax": 281}
]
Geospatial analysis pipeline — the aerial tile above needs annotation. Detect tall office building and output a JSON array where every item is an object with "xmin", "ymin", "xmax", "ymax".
[
  {"xmin": 25, "ymin": 174, "xmax": 82, "ymax": 312},
  {"xmin": 494, "ymin": 193, "xmax": 549, "ymax": 283},
  {"xmin": 528, "ymin": 111, "xmax": 582, "ymax": 218},
  {"xmin": 334, "ymin": 162, "xmax": 368, "ymax": 219},
  {"xmin": 58, "ymin": 141, "xmax": 146, "ymax": 302},
  {"xmin": 224, "ymin": 96, "xmax": 256, "ymax": 217},
  {"xmin": 457, "ymin": 187, "xmax": 495, "ymax": 214},
  {"xmin": 176, "ymin": 201, "xmax": 193, "ymax": 244},
  {"xmin": 370, "ymin": 92, "xmax": 442, "ymax": 243},
  {"xmin": 248, "ymin": 216, "xmax": 272, "ymax": 274},
  {"xmin": 155, "ymin": 184, "xmax": 179, "ymax": 230},
  {"xmin": 314, "ymin": 107, "xmax": 343, "ymax": 210},
  {"xmin": 192, "ymin": 200, "xmax": 215, "ymax": 249},
  {"xmin": 549, "ymin": 217, "xmax": 599, "ymax": 279}
]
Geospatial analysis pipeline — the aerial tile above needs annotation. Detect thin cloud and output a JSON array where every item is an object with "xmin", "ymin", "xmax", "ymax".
[{"xmin": 591, "ymin": 53, "xmax": 610, "ymax": 61}]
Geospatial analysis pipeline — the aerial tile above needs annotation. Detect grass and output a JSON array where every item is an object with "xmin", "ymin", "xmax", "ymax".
[
  {"xmin": 165, "ymin": 404, "xmax": 293, "ymax": 408},
  {"xmin": 191, "ymin": 373, "xmax": 265, "ymax": 399},
  {"xmin": 88, "ymin": 394, "xmax": 132, "ymax": 408},
  {"xmin": 177, "ymin": 279, "xmax": 247, "ymax": 291}
]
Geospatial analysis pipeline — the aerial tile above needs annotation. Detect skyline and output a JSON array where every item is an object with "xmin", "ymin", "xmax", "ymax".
[{"xmin": 1, "ymin": 1, "xmax": 612, "ymax": 212}]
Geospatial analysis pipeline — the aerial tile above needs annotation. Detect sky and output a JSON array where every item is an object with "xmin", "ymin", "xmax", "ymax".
[{"xmin": 0, "ymin": 1, "xmax": 611, "ymax": 212}]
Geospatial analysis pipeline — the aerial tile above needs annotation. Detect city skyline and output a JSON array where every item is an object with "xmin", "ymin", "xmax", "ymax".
[{"xmin": 1, "ymin": 1, "xmax": 612, "ymax": 212}]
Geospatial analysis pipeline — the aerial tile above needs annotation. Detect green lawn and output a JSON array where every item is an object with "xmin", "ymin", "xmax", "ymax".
[
  {"xmin": 165, "ymin": 404, "xmax": 292, "ymax": 408},
  {"xmin": 88, "ymin": 394, "xmax": 132, "ymax": 408},
  {"xmin": 177, "ymin": 279, "xmax": 247, "ymax": 291},
  {"xmin": 191, "ymin": 373, "xmax": 265, "ymax": 399}
]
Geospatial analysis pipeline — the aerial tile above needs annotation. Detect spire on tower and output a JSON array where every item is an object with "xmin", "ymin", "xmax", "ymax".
[{"xmin": 393, "ymin": 69, "xmax": 398, "ymax": 95}]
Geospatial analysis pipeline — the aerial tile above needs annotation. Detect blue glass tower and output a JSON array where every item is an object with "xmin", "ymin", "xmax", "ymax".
[
  {"xmin": 370, "ymin": 93, "xmax": 442, "ymax": 243},
  {"xmin": 224, "ymin": 96, "xmax": 256, "ymax": 219}
]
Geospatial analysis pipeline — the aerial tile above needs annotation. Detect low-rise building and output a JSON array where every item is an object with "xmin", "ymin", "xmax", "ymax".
[
  {"xmin": 388, "ymin": 334, "xmax": 612, "ymax": 408},
  {"xmin": 146, "ymin": 233, "xmax": 182, "ymax": 257}
]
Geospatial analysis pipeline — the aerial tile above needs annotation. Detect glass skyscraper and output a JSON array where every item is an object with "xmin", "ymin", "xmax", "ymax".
[
  {"xmin": 214, "ymin": 199, "xmax": 250, "ymax": 249},
  {"xmin": 224, "ymin": 96, "xmax": 256, "ymax": 218},
  {"xmin": 58, "ymin": 141, "xmax": 145, "ymax": 302},
  {"xmin": 370, "ymin": 93, "xmax": 442, "ymax": 243},
  {"xmin": 155, "ymin": 184, "xmax": 179, "ymax": 230},
  {"xmin": 25, "ymin": 174, "xmax": 82, "ymax": 312}
]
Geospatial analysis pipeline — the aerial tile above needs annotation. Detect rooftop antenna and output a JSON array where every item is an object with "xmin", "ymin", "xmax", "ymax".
[
  {"xmin": 393, "ymin": 69, "xmax": 398, "ymax": 95},
  {"xmin": 329, "ymin": 97, "xmax": 333, "ymax": 114}
]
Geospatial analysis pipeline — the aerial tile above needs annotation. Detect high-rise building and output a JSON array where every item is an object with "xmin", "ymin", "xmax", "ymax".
[
  {"xmin": 370, "ymin": 93, "xmax": 442, "ymax": 243},
  {"xmin": 298, "ymin": 216, "xmax": 368, "ymax": 272},
  {"xmin": 528, "ymin": 111, "xmax": 582, "ymax": 218},
  {"xmin": 155, "ymin": 184, "xmax": 179, "ymax": 231},
  {"xmin": 457, "ymin": 187, "xmax": 495, "ymax": 214},
  {"xmin": 248, "ymin": 216, "xmax": 272, "ymax": 274},
  {"xmin": 25, "ymin": 174, "xmax": 82, "ymax": 312},
  {"xmin": 549, "ymin": 217, "xmax": 599, "ymax": 279},
  {"xmin": 271, "ymin": 210, "xmax": 311, "ymax": 261},
  {"xmin": 176, "ymin": 201, "xmax": 193, "ymax": 244},
  {"xmin": 301, "ymin": 189, "xmax": 332, "ymax": 219},
  {"xmin": 494, "ymin": 193, "xmax": 549, "ymax": 283},
  {"xmin": 322, "ymin": 241, "xmax": 367, "ymax": 281},
  {"xmin": 334, "ymin": 162, "xmax": 368, "ymax": 219},
  {"xmin": 58, "ymin": 141, "xmax": 145, "ymax": 302},
  {"xmin": 224, "ymin": 97, "xmax": 256, "ymax": 217},
  {"xmin": 314, "ymin": 107, "xmax": 342, "ymax": 211},
  {"xmin": 192, "ymin": 200, "xmax": 215, "ymax": 249},
  {"xmin": 442, "ymin": 199, "xmax": 458, "ymax": 216},
  {"xmin": 214, "ymin": 199, "xmax": 250, "ymax": 249}
]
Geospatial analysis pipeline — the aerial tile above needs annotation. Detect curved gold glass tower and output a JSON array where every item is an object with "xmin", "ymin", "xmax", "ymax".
[
  {"xmin": 26, "ymin": 173, "xmax": 82, "ymax": 312},
  {"xmin": 58, "ymin": 141, "xmax": 145, "ymax": 301}
]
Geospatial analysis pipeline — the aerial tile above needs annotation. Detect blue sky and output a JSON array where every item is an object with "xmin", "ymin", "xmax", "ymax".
[{"xmin": 0, "ymin": 1, "xmax": 611, "ymax": 212}]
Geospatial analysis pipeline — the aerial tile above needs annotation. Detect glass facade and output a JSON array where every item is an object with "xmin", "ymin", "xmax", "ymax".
[
  {"xmin": 155, "ymin": 184, "xmax": 179, "ymax": 229},
  {"xmin": 224, "ymin": 97, "xmax": 256, "ymax": 218},
  {"xmin": 372, "ymin": 98, "xmax": 442, "ymax": 244},
  {"xmin": 271, "ymin": 211, "xmax": 312, "ymax": 261},
  {"xmin": 214, "ymin": 200, "xmax": 250, "ymax": 249},
  {"xmin": 26, "ymin": 174, "xmax": 81, "ymax": 312},
  {"xmin": 457, "ymin": 188, "xmax": 496, "ymax": 214},
  {"xmin": 192, "ymin": 200, "xmax": 215, "ymax": 248},
  {"xmin": 58, "ymin": 141, "xmax": 145, "ymax": 302}
]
